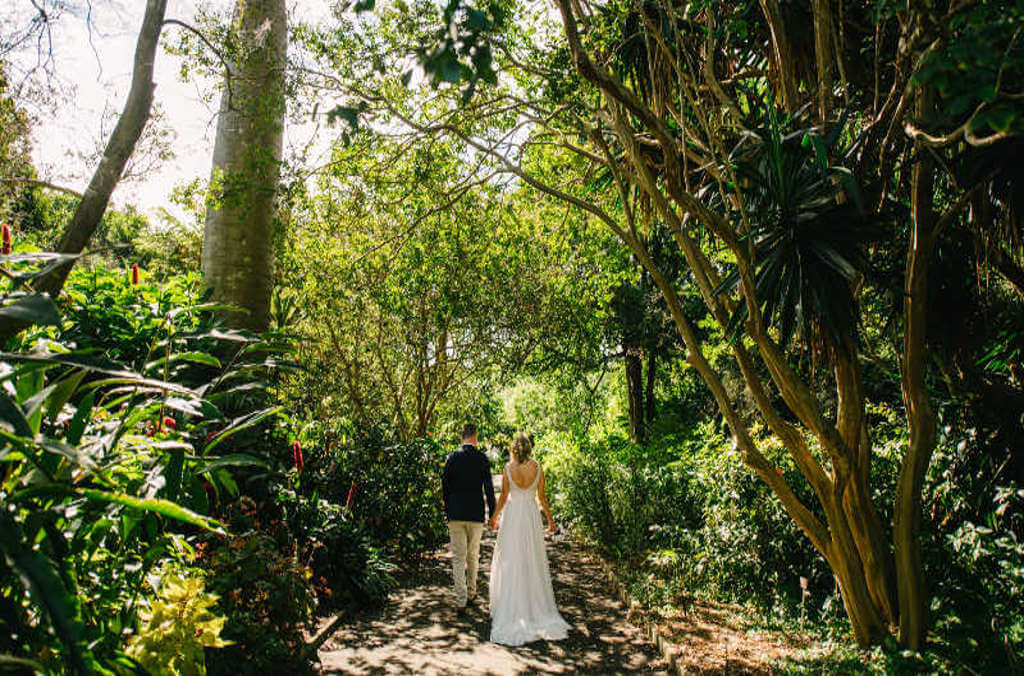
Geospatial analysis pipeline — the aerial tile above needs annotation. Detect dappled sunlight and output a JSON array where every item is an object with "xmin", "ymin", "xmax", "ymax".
[{"xmin": 320, "ymin": 532, "xmax": 668, "ymax": 674}]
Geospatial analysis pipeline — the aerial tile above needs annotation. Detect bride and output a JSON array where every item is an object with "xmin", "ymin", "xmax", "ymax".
[{"xmin": 487, "ymin": 432, "xmax": 571, "ymax": 646}]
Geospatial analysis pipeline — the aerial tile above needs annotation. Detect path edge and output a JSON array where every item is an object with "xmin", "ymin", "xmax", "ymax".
[{"xmin": 596, "ymin": 558, "xmax": 686, "ymax": 676}]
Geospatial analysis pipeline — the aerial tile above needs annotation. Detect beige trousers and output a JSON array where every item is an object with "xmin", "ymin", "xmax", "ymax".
[{"xmin": 448, "ymin": 520, "xmax": 483, "ymax": 606}]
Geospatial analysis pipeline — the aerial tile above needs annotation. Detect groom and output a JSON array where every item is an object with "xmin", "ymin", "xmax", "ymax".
[{"xmin": 441, "ymin": 423, "xmax": 496, "ymax": 613}]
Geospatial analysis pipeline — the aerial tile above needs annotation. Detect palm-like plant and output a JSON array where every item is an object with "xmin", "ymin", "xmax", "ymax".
[{"xmin": 718, "ymin": 108, "xmax": 881, "ymax": 356}]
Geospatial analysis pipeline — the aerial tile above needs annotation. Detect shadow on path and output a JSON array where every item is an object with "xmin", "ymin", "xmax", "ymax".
[{"xmin": 319, "ymin": 520, "xmax": 669, "ymax": 674}]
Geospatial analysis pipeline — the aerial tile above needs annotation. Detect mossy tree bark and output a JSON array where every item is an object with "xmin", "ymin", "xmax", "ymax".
[{"xmin": 201, "ymin": 0, "xmax": 287, "ymax": 331}]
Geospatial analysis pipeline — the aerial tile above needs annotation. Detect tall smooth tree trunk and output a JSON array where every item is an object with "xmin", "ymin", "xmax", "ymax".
[
  {"xmin": 644, "ymin": 349, "xmax": 656, "ymax": 424},
  {"xmin": 625, "ymin": 346, "xmax": 645, "ymax": 443},
  {"xmin": 202, "ymin": 0, "xmax": 287, "ymax": 331},
  {"xmin": 0, "ymin": 0, "xmax": 167, "ymax": 341},
  {"xmin": 811, "ymin": 0, "xmax": 834, "ymax": 121},
  {"xmin": 895, "ymin": 86, "xmax": 938, "ymax": 650}
]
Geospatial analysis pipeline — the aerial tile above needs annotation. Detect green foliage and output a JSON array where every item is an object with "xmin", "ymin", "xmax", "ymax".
[
  {"xmin": 542, "ymin": 432, "xmax": 698, "ymax": 561},
  {"xmin": 199, "ymin": 499, "xmax": 316, "ymax": 675},
  {"xmin": 545, "ymin": 400, "xmax": 1024, "ymax": 671},
  {"xmin": 282, "ymin": 134, "xmax": 611, "ymax": 437},
  {"xmin": 125, "ymin": 569, "xmax": 231, "ymax": 676},
  {"xmin": 913, "ymin": 2, "xmax": 1024, "ymax": 138},
  {"xmin": 277, "ymin": 488, "xmax": 397, "ymax": 611},
  {"xmin": 0, "ymin": 64, "xmax": 36, "ymax": 221},
  {"xmin": 0, "ymin": 259, "xmax": 298, "ymax": 671},
  {"xmin": 717, "ymin": 108, "xmax": 880, "ymax": 352},
  {"xmin": 303, "ymin": 426, "xmax": 449, "ymax": 561},
  {"xmin": 11, "ymin": 191, "xmax": 149, "ymax": 265}
]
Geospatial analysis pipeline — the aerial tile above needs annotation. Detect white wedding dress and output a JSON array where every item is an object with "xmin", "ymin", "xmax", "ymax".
[{"xmin": 489, "ymin": 463, "xmax": 571, "ymax": 646}]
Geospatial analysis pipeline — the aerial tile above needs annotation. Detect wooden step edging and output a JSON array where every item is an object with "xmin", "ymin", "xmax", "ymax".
[{"xmin": 596, "ymin": 558, "xmax": 688, "ymax": 676}]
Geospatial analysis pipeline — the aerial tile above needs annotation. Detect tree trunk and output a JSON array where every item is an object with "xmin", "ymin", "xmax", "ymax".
[
  {"xmin": 990, "ymin": 245, "xmax": 1024, "ymax": 301},
  {"xmin": 825, "ymin": 523, "xmax": 889, "ymax": 647},
  {"xmin": 834, "ymin": 347, "xmax": 899, "ymax": 626},
  {"xmin": 625, "ymin": 346, "xmax": 645, "ymax": 443},
  {"xmin": 645, "ymin": 348, "xmax": 656, "ymax": 424},
  {"xmin": 201, "ymin": 0, "xmax": 287, "ymax": 331},
  {"xmin": 759, "ymin": 0, "xmax": 799, "ymax": 112},
  {"xmin": 895, "ymin": 85, "xmax": 937, "ymax": 650},
  {"xmin": 811, "ymin": 0, "xmax": 835, "ymax": 121},
  {"xmin": 0, "ymin": 0, "xmax": 167, "ymax": 341}
]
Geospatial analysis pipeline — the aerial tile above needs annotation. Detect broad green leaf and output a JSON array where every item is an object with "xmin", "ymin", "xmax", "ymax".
[
  {"xmin": 67, "ymin": 391, "xmax": 94, "ymax": 446},
  {"xmin": 0, "ymin": 393, "xmax": 32, "ymax": 438},
  {"xmin": 202, "ymin": 406, "xmax": 282, "ymax": 456},
  {"xmin": 144, "ymin": 351, "xmax": 222, "ymax": 373},
  {"xmin": 35, "ymin": 438, "xmax": 111, "ymax": 485},
  {"xmin": 0, "ymin": 293, "xmax": 61, "ymax": 326},
  {"xmin": 44, "ymin": 369, "xmax": 87, "ymax": 424},
  {"xmin": 164, "ymin": 448, "xmax": 185, "ymax": 503},
  {"xmin": 82, "ymin": 376, "xmax": 192, "ymax": 395},
  {"xmin": 77, "ymin": 489, "xmax": 226, "ymax": 534},
  {"xmin": 196, "ymin": 453, "xmax": 271, "ymax": 474},
  {"xmin": 0, "ymin": 513, "xmax": 94, "ymax": 673},
  {"xmin": 23, "ymin": 380, "xmax": 65, "ymax": 436}
]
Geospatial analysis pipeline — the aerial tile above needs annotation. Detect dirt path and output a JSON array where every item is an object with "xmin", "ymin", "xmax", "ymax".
[{"xmin": 318, "ymin": 525, "xmax": 670, "ymax": 674}]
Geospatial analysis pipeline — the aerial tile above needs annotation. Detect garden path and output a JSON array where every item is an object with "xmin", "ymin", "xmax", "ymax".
[{"xmin": 317, "ymin": 477, "xmax": 670, "ymax": 674}]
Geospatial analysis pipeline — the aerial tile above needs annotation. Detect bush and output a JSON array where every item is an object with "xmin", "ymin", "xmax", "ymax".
[
  {"xmin": 125, "ymin": 569, "xmax": 231, "ymax": 675},
  {"xmin": 302, "ymin": 426, "xmax": 449, "ymax": 561},
  {"xmin": 544, "ymin": 423, "xmax": 831, "ymax": 614},
  {"xmin": 276, "ymin": 487, "xmax": 397, "ymax": 612},
  {"xmin": 0, "ymin": 259, "xmax": 305, "ymax": 671},
  {"xmin": 200, "ymin": 498, "xmax": 316, "ymax": 675},
  {"xmin": 545, "ymin": 400, "xmax": 1024, "ymax": 672},
  {"xmin": 543, "ymin": 432, "xmax": 698, "ymax": 561}
]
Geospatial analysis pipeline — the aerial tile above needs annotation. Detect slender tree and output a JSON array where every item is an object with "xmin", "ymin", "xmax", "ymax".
[{"xmin": 0, "ymin": 0, "xmax": 168, "ymax": 340}]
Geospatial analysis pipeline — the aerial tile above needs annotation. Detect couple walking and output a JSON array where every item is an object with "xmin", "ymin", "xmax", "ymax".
[{"xmin": 441, "ymin": 423, "xmax": 571, "ymax": 646}]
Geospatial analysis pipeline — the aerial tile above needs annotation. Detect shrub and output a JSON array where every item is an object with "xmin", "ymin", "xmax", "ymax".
[
  {"xmin": 303, "ymin": 426, "xmax": 449, "ymax": 561},
  {"xmin": 543, "ymin": 433, "xmax": 698, "ymax": 561},
  {"xmin": 125, "ymin": 569, "xmax": 231, "ymax": 675},
  {"xmin": 0, "ymin": 259, "xmax": 301, "ymax": 670},
  {"xmin": 276, "ymin": 487, "xmax": 397, "ymax": 612},
  {"xmin": 200, "ymin": 499, "xmax": 316, "ymax": 675}
]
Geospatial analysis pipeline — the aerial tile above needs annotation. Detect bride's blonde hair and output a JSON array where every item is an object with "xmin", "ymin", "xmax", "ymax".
[{"xmin": 510, "ymin": 432, "xmax": 532, "ymax": 464}]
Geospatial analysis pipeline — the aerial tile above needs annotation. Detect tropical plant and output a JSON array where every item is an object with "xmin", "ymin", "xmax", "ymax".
[
  {"xmin": 0, "ymin": 257, "xmax": 294, "ymax": 670},
  {"xmin": 200, "ymin": 497, "xmax": 316, "ymax": 675},
  {"xmin": 125, "ymin": 569, "xmax": 231, "ymax": 676}
]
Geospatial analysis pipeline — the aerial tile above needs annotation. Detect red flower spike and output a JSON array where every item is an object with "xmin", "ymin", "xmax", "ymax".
[
  {"xmin": 162, "ymin": 416, "xmax": 176, "ymax": 430},
  {"xmin": 292, "ymin": 440, "xmax": 304, "ymax": 472},
  {"xmin": 1, "ymin": 223, "xmax": 10, "ymax": 255},
  {"xmin": 131, "ymin": 263, "xmax": 139, "ymax": 285},
  {"xmin": 345, "ymin": 481, "xmax": 356, "ymax": 510}
]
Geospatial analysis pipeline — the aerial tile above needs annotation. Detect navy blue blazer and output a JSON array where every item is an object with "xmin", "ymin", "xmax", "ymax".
[{"xmin": 442, "ymin": 443, "xmax": 496, "ymax": 523}]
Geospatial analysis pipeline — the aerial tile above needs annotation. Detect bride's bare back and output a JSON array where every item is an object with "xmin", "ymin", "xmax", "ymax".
[{"xmin": 508, "ymin": 459, "xmax": 539, "ymax": 490}]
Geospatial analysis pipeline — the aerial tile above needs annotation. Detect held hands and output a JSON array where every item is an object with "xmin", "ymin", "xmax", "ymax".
[
  {"xmin": 546, "ymin": 519, "xmax": 558, "ymax": 535},
  {"xmin": 488, "ymin": 516, "xmax": 498, "ymax": 530}
]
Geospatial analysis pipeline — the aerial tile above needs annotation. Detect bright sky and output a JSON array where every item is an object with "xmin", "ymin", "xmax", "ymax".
[{"xmin": 2, "ymin": 0, "xmax": 338, "ymax": 223}]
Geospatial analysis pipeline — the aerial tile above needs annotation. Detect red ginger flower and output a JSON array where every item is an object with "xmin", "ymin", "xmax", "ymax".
[
  {"xmin": 292, "ymin": 440, "xmax": 304, "ymax": 472},
  {"xmin": 1, "ymin": 223, "xmax": 10, "ymax": 255},
  {"xmin": 346, "ymin": 481, "xmax": 356, "ymax": 510},
  {"xmin": 162, "ymin": 416, "xmax": 176, "ymax": 430},
  {"xmin": 131, "ymin": 263, "xmax": 139, "ymax": 285}
]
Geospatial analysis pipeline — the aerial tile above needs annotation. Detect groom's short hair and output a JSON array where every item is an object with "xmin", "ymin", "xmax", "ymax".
[{"xmin": 461, "ymin": 423, "xmax": 477, "ymax": 439}]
